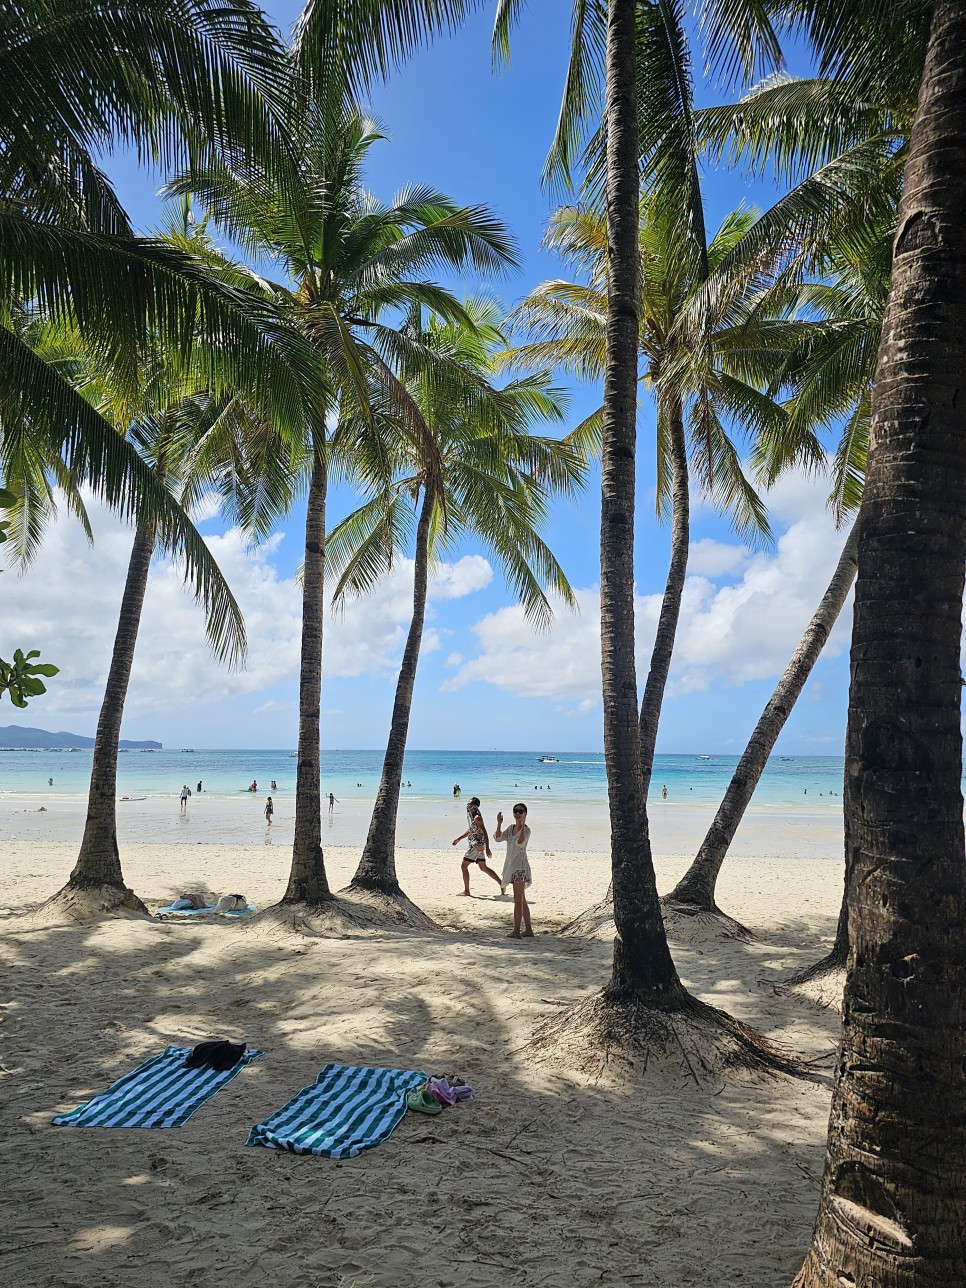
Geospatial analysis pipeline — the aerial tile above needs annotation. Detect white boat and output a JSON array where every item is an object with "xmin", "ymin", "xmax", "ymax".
[
  {"xmin": 538, "ymin": 756, "xmax": 559, "ymax": 763},
  {"xmin": 696, "ymin": 755, "xmax": 711, "ymax": 761},
  {"xmin": 181, "ymin": 748, "xmax": 195, "ymax": 753}
]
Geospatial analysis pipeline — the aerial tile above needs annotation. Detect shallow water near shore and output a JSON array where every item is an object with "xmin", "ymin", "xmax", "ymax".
[{"xmin": 0, "ymin": 746, "xmax": 846, "ymax": 807}]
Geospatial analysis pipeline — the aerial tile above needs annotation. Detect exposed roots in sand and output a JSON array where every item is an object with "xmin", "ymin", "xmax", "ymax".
[
  {"xmin": 20, "ymin": 882, "xmax": 149, "ymax": 925},
  {"xmin": 524, "ymin": 989, "xmax": 810, "ymax": 1089},
  {"xmin": 338, "ymin": 885, "xmax": 438, "ymax": 931},
  {"xmin": 559, "ymin": 896, "xmax": 753, "ymax": 947},
  {"xmin": 659, "ymin": 897, "xmax": 753, "ymax": 945},
  {"xmin": 558, "ymin": 896, "xmax": 615, "ymax": 940},
  {"xmin": 765, "ymin": 950, "xmax": 846, "ymax": 1011},
  {"xmin": 247, "ymin": 890, "xmax": 437, "ymax": 939}
]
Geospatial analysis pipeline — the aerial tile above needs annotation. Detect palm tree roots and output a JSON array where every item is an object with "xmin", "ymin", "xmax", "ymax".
[
  {"xmin": 659, "ymin": 895, "xmax": 754, "ymax": 944},
  {"xmin": 525, "ymin": 988, "xmax": 810, "ymax": 1088},
  {"xmin": 28, "ymin": 880, "xmax": 149, "ymax": 924}
]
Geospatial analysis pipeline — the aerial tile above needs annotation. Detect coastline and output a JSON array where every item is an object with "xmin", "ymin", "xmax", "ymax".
[{"xmin": 0, "ymin": 792, "xmax": 844, "ymax": 860}]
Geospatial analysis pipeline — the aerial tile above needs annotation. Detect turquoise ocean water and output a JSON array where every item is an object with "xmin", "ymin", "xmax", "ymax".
[{"xmin": 0, "ymin": 747, "xmax": 845, "ymax": 807}]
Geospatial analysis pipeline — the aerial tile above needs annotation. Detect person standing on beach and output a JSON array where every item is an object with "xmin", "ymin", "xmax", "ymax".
[
  {"xmin": 661, "ymin": 784, "xmax": 668, "ymax": 799},
  {"xmin": 494, "ymin": 803, "xmax": 533, "ymax": 937},
  {"xmin": 180, "ymin": 784, "xmax": 190, "ymax": 810},
  {"xmin": 264, "ymin": 795, "xmax": 274, "ymax": 825},
  {"xmin": 197, "ymin": 781, "xmax": 202, "ymax": 793},
  {"xmin": 328, "ymin": 792, "xmax": 337, "ymax": 817},
  {"xmin": 452, "ymin": 797, "xmax": 501, "ymax": 895}
]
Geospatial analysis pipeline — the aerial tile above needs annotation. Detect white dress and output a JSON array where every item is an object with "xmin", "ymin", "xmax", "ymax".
[{"xmin": 495, "ymin": 822, "xmax": 532, "ymax": 888}]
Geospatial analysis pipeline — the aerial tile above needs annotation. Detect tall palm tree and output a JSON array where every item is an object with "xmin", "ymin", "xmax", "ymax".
[
  {"xmin": 666, "ymin": 205, "xmax": 895, "ymax": 926},
  {"xmin": 8, "ymin": 306, "xmax": 252, "ymax": 914},
  {"xmin": 707, "ymin": 1, "xmax": 966, "ymax": 1279},
  {"xmin": 509, "ymin": 195, "xmax": 800, "ymax": 935},
  {"xmin": 327, "ymin": 299, "xmax": 583, "ymax": 908},
  {"xmin": 791, "ymin": 2, "xmax": 966, "ymax": 1281},
  {"xmin": 491, "ymin": 0, "xmax": 801, "ymax": 1072},
  {"xmin": 175, "ymin": 108, "xmax": 517, "ymax": 918}
]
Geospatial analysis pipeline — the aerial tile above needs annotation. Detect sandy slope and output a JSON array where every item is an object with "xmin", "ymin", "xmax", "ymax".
[{"xmin": 0, "ymin": 841, "xmax": 843, "ymax": 1287}]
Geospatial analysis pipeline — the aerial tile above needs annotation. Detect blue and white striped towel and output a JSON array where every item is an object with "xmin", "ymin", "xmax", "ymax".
[
  {"xmin": 246, "ymin": 1063, "xmax": 426, "ymax": 1159},
  {"xmin": 52, "ymin": 1045, "xmax": 261, "ymax": 1128}
]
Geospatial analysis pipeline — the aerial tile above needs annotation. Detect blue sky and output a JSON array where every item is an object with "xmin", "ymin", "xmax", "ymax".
[{"xmin": 4, "ymin": 3, "xmax": 855, "ymax": 753}]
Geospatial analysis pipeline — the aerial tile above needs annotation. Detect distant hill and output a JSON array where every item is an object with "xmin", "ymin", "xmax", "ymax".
[{"xmin": 0, "ymin": 724, "xmax": 161, "ymax": 750}]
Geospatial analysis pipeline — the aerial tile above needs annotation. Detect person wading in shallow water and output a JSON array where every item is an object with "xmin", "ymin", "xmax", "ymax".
[{"xmin": 452, "ymin": 797, "xmax": 501, "ymax": 895}]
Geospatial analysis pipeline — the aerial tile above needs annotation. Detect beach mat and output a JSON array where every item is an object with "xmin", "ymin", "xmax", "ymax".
[
  {"xmin": 155, "ymin": 903, "xmax": 256, "ymax": 919},
  {"xmin": 247, "ymin": 1063, "xmax": 426, "ymax": 1159},
  {"xmin": 52, "ymin": 1045, "xmax": 261, "ymax": 1128}
]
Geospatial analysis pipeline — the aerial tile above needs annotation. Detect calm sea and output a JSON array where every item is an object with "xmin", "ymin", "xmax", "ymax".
[{"xmin": 0, "ymin": 747, "xmax": 845, "ymax": 807}]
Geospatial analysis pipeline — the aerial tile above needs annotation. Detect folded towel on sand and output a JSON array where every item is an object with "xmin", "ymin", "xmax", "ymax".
[
  {"xmin": 247, "ymin": 1063, "xmax": 426, "ymax": 1159},
  {"xmin": 52, "ymin": 1045, "xmax": 261, "ymax": 1128}
]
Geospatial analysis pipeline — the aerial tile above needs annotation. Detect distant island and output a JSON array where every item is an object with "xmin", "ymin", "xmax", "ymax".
[{"xmin": 0, "ymin": 724, "xmax": 162, "ymax": 750}]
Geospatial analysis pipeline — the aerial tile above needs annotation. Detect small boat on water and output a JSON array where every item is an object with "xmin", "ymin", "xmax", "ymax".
[
  {"xmin": 181, "ymin": 748, "xmax": 195, "ymax": 753},
  {"xmin": 538, "ymin": 756, "xmax": 559, "ymax": 763},
  {"xmin": 696, "ymin": 755, "xmax": 711, "ymax": 761}
]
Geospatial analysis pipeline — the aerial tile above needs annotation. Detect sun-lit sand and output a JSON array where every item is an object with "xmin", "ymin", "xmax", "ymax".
[{"xmin": 0, "ymin": 804, "xmax": 845, "ymax": 1287}]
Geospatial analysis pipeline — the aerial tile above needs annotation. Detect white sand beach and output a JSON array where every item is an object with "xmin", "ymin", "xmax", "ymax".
[{"xmin": 0, "ymin": 811, "xmax": 846, "ymax": 1288}]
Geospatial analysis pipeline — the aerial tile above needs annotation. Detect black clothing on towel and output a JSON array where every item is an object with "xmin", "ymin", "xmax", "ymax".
[{"xmin": 184, "ymin": 1040, "xmax": 246, "ymax": 1072}]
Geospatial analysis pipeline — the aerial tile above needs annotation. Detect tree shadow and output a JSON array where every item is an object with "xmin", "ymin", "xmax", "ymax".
[{"xmin": 0, "ymin": 892, "xmax": 840, "ymax": 1288}]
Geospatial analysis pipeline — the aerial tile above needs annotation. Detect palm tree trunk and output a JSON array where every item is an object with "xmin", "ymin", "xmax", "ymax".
[
  {"xmin": 350, "ymin": 487, "xmax": 432, "ymax": 895},
  {"xmin": 69, "ymin": 523, "xmax": 154, "ymax": 895},
  {"xmin": 601, "ymin": 0, "xmax": 685, "ymax": 1005},
  {"xmin": 284, "ymin": 449, "xmax": 332, "ymax": 906},
  {"xmin": 639, "ymin": 388, "xmax": 688, "ymax": 799},
  {"xmin": 795, "ymin": 3, "xmax": 966, "ymax": 1281},
  {"xmin": 669, "ymin": 520, "xmax": 860, "ymax": 912}
]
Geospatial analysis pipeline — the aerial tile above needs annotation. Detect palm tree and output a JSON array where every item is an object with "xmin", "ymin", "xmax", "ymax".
[
  {"xmin": 706, "ymin": 0, "xmax": 966, "ymax": 1278},
  {"xmin": 1, "ymin": 0, "xmax": 329, "ymax": 601},
  {"xmin": 327, "ymin": 299, "xmax": 583, "ymax": 910},
  {"xmin": 791, "ymin": 2, "xmax": 966, "ymax": 1281},
  {"xmin": 175, "ymin": 108, "xmax": 517, "ymax": 920},
  {"xmin": 8, "ymin": 303, "xmax": 253, "ymax": 914},
  {"xmin": 491, "ymin": 0, "xmax": 803, "ymax": 1073},
  {"xmin": 666, "ymin": 205, "xmax": 895, "ymax": 929}
]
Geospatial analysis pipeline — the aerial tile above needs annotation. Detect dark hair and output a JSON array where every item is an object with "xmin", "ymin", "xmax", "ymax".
[
  {"xmin": 468, "ymin": 796, "xmax": 480, "ymax": 808},
  {"xmin": 513, "ymin": 802, "xmax": 527, "ymax": 814}
]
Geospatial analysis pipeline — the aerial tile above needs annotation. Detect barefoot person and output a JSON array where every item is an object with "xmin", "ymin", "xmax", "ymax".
[
  {"xmin": 452, "ymin": 797, "xmax": 501, "ymax": 895},
  {"xmin": 494, "ymin": 803, "xmax": 533, "ymax": 937}
]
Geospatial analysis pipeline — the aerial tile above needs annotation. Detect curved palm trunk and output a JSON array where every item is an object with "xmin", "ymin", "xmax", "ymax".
[
  {"xmin": 639, "ymin": 389, "xmax": 688, "ymax": 797},
  {"xmin": 69, "ymin": 524, "xmax": 154, "ymax": 895},
  {"xmin": 795, "ymin": 4, "xmax": 966, "ymax": 1281},
  {"xmin": 283, "ymin": 450, "xmax": 332, "ymax": 906},
  {"xmin": 670, "ymin": 520, "xmax": 860, "ymax": 912},
  {"xmin": 350, "ymin": 488, "xmax": 432, "ymax": 895},
  {"xmin": 602, "ymin": 0, "xmax": 685, "ymax": 1005}
]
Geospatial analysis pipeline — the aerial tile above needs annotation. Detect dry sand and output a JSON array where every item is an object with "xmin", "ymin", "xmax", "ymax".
[{"xmin": 0, "ymin": 828, "xmax": 845, "ymax": 1288}]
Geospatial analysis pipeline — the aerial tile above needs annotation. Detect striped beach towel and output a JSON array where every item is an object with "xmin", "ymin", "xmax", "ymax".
[
  {"xmin": 247, "ymin": 1063, "xmax": 426, "ymax": 1159},
  {"xmin": 52, "ymin": 1045, "xmax": 262, "ymax": 1129}
]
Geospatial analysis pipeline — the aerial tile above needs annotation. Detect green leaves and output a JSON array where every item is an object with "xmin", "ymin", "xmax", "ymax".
[{"xmin": 0, "ymin": 649, "xmax": 59, "ymax": 708}]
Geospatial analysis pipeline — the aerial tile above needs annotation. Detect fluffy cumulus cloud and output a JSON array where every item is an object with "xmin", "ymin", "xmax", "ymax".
[
  {"xmin": 0, "ymin": 498, "xmax": 491, "ymax": 726},
  {"xmin": 444, "ymin": 473, "xmax": 854, "ymax": 709}
]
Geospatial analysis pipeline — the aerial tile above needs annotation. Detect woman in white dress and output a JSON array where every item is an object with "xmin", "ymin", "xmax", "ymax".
[{"xmin": 494, "ymin": 803, "xmax": 533, "ymax": 938}]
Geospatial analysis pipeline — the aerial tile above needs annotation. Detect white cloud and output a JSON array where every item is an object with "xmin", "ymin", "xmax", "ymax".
[
  {"xmin": 429, "ymin": 555, "xmax": 492, "ymax": 600},
  {"xmin": 444, "ymin": 484, "xmax": 855, "ymax": 708},
  {"xmin": 0, "ymin": 498, "xmax": 492, "ymax": 724},
  {"xmin": 687, "ymin": 537, "xmax": 749, "ymax": 578}
]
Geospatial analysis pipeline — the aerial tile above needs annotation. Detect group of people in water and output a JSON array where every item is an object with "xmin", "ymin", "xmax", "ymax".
[{"xmin": 453, "ymin": 796, "xmax": 534, "ymax": 939}]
